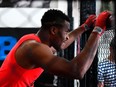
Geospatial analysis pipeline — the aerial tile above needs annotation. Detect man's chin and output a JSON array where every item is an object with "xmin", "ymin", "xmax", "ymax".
[{"xmin": 54, "ymin": 47, "xmax": 62, "ymax": 52}]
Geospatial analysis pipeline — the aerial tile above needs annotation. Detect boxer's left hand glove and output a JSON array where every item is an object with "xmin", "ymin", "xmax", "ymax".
[{"xmin": 81, "ymin": 15, "xmax": 96, "ymax": 31}]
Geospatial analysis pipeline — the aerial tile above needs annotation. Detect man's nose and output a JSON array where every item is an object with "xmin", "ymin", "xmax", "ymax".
[{"xmin": 65, "ymin": 35, "xmax": 69, "ymax": 41}]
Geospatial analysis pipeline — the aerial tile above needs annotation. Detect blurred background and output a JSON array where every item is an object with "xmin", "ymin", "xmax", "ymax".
[{"xmin": 0, "ymin": 0, "xmax": 115, "ymax": 87}]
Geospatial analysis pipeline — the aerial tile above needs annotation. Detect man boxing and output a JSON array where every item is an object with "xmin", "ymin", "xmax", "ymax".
[{"xmin": 0, "ymin": 9, "xmax": 111, "ymax": 87}]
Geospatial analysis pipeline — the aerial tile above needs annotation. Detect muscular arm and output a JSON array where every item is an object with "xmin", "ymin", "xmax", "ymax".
[
  {"xmin": 61, "ymin": 14, "xmax": 96, "ymax": 49},
  {"xmin": 16, "ymin": 11, "xmax": 110, "ymax": 79},
  {"xmin": 40, "ymin": 32, "xmax": 99, "ymax": 79},
  {"xmin": 61, "ymin": 26, "xmax": 84, "ymax": 49},
  {"xmin": 71, "ymin": 32, "xmax": 100, "ymax": 78},
  {"xmin": 16, "ymin": 31, "xmax": 100, "ymax": 79}
]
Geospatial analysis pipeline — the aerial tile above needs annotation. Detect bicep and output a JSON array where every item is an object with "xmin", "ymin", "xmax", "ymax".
[{"xmin": 30, "ymin": 42, "xmax": 72, "ymax": 76}]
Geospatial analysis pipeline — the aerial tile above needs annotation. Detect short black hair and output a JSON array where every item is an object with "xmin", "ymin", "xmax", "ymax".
[{"xmin": 41, "ymin": 9, "xmax": 70, "ymax": 29}]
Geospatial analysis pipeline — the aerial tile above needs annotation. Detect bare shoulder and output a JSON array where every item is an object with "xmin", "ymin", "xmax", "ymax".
[
  {"xmin": 24, "ymin": 40, "xmax": 52, "ymax": 54},
  {"xmin": 15, "ymin": 40, "xmax": 53, "ymax": 69},
  {"xmin": 16, "ymin": 40, "xmax": 74, "ymax": 77}
]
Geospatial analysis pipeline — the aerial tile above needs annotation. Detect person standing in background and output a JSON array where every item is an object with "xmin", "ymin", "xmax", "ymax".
[{"xmin": 98, "ymin": 37, "xmax": 116, "ymax": 87}]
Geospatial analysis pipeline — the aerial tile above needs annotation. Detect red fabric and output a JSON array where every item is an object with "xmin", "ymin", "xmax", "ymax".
[
  {"xmin": 0, "ymin": 34, "xmax": 44, "ymax": 87},
  {"xmin": 95, "ymin": 11, "xmax": 111, "ymax": 30},
  {"xmin": 84, "ymin": 15, "xmax": 96, "ymax": 27},
  {"xmin": 81, "ymin": 15, "xmax": 96, "ymax": 31}
]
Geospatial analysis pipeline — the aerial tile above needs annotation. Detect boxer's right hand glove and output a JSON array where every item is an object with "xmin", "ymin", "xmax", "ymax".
[{"xmin": 92, "ymin": 11, "xmax": 111, "ymax": 36}]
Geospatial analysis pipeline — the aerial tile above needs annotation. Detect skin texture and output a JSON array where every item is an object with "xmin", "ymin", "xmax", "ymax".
[
  {"xmin": 15, "ymin": 10, "xmax": 111, "ymax": 79},
  {"xmin": 15, "ymin": 21, "xmax": 99, "ymax": 79}
]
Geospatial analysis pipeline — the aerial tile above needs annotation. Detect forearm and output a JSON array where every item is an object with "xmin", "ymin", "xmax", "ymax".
[
  {"xmin": 69, "ymin": 26, "xmax": 85, "ymax": 38},
  {"xmin": 71, "ymin": 32, "xmax": 100, "ymax": 78},
  {"xmin": 61, "ymin": 14, "xmax": 96, "ymax": 50},
  {"xmin": 80, "ymin": 32, "xmax": 100, "ymax": 71},
  {"xmin": 61, "ymin": 26, "xmax": 85, "ymax": 49}
]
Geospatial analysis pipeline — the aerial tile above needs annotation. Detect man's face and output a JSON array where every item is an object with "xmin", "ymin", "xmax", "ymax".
[{"xmin": 51, "ymin": 21, "xmax": 70, "ymax": 51}]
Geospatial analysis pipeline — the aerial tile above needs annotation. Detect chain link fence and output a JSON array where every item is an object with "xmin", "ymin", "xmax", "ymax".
[{"xmin": 98, "ymin": 30, "xmax": 114, "ymax": 62}]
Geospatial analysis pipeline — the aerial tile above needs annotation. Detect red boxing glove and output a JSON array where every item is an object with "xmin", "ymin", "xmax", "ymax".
[
  {"xmin": 93, "ymin": 11, "xmax": 111, "ymax": 36},
  {"xmin": 81, "ymin": 15, "xmax": 96, "ymax": 31},
  {"xmin": 95, "ymin": 11, "xmax": 111, "ymax": 30}
]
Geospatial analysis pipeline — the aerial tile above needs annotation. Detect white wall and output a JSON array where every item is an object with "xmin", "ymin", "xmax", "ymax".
[{"xmin": 0, "ymin": 1, "xmax": 68, "ymax": 28}]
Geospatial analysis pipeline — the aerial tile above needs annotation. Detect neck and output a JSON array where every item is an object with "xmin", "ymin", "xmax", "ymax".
[{"xmin": 36, "ymin": 29, "xmax": 50, "ymax": 46}]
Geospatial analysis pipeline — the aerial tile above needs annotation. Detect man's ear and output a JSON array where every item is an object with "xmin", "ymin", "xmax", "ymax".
[{"xmin": 50, "ymin": 26, "xmax": 58, "ymax": 35}]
